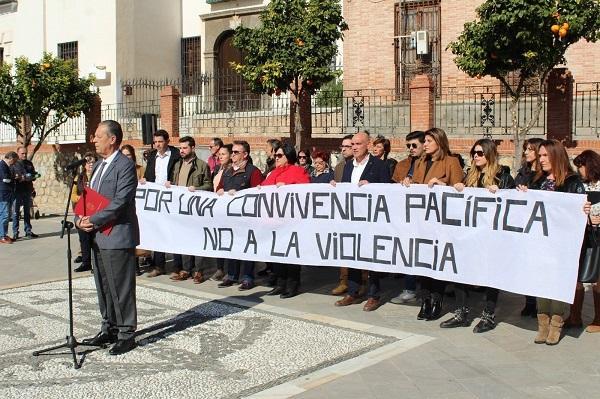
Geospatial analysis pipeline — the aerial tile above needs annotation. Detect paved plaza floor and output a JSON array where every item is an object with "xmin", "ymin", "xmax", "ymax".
[{"xmin": 1, "ymin": 217, "xmax": 599, "ymax": 398}]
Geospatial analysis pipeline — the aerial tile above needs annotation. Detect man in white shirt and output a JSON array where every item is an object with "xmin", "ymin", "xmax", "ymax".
[{"xmin": 140, "ymin": 130, "xmax": 181, "ymax": 277}]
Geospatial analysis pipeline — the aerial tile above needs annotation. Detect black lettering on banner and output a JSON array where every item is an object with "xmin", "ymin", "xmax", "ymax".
[
  {"xmin": 198, "ymin": 198, "xmax": 217, "ymax": 217},
  {"xmin": 339, "ymin": 233, "xmax": 356, "ymax": 261},
  {"xmin": 178, "ymin": 193, "xmax": 194, "ymax": 215},
  {"xmin": 524, "ymin": 201, "xmax": 549, "ymax": 236},
  {"xmin": 406, "ymin": 194, "xmax": 425, "ymax": 223},
  {"xmin": 242, "ymin": 194, "xmax": 259, "ymax": 217},
  {"xmin": 226, "ymin": 196, "xmax": 243, "ymax": 217},
  {"xmin": 472, "ymin": 197, "xmax": 495, "ymax": 227},
  {"xmin": 373, "ymin": 195, "xmax": 391, "ymax": 223},
  {"xmin": 503, "ymin": 199, "xmax": 526, "ymax": 233},
  {"xmin": 135, "ymin": 188, "xmax": 146, "ymax": 199},
  {"xmin": 260, "ymin": 193, "xmax": 274, "ymax": 217},
  {"xmin": 349, "ymin": 193, "xmax": 368, "ymax": 222},
  {"xmin": 439, "ymin": 243, "xmax": 458, "ymax": 273},
  {"xmin": 372, "ymin": 235, "xmax": 392, "ymax": 264},
  {"xmin": 331, "ymin": 193, "xmax": 349, "ymax": 220},
  {"xmin": 159, "ymin": 191, "xmax": 172, "ymax": 213},
  {"xmin": 203, "ymin": 227, "xmax": 233, "ymax": 251},
  {"xmin": 270, "ymin": 231, "xmax": 300, "ymax": 258},
  {"xmin": 275, "ymin": 193, "xmax": 291, "ymax": 218},
  {"xmin": 441, "ymin": 192, "xmax": 462, "ymax": 226},
  {"xmin": 425, "ymin": 193, "xmax": 441, "ymax": 222},
  {"xmin": 464, "ymin": 196, "xmax": 472, "ymax": 227},
  {"xmin": 312, "ymin": 192, "xmax": 329, "ymax": 219},
  {"xmin": 414, "ymin": 238, "xmax": 434, "ymax": 269},
  {"xmin": 295, "ymin": 193, "xmax": 310, "ymax": 219},
  {"xmin": 392, "ymin": 237, "xmax": 412, "ymax": 267},
  {"xmin": 356, "ymin": 234, "xmax": 374, "ymax": 262},
  {"xmin": 493, "ymin": 197, "xmax": 502, "ymax": 230},
  {"xmin": 316, "ymin": 233, "xmax": 332, "ymax": 259},
  {"xmin": 244, "ymin": 229, "xmax": 257, "ymax": 254},
  {"xmin": 144, "ymin": 189, "xmax": 160, "ymax": 211}
]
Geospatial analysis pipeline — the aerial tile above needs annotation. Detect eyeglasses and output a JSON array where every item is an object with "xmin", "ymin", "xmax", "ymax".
[
  {"xmin": 298, "ymin": 155, "xmax": 307, "ymax": 159},
  {"xmin": 275, "ymin": 153, "xmax": 285, "ymax": 159},
  {"xmin": 339, "ymin": 145, "xmax": 352, "ymax": 149},
  {"xmin": 471, "ymin": 150, "xmax": 485, "ymax": 158},
  {"xmin": 406, "ymin": 143, "xmax": 418, "ymax": 149},
  {"xmin": 232, "ymin": 150, "xmax": 242, "ymax": 155}
]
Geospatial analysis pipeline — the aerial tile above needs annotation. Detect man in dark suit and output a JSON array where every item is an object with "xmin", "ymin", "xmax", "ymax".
[
  {"xmin": 334, "ymin": 130, "xmax": 390, "ymax": 312},
  {"xmin": 140, "ymin": 129, "xmax": 181, "ymax": 277},
  {"xmin": 77, "ymin": 120, "xmax": 140, "ymax": 355}
]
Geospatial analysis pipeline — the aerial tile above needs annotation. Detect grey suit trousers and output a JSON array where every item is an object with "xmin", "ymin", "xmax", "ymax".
[{"xmin": 92, "ymin": 242, "xmax": 137, "ymax": 340}]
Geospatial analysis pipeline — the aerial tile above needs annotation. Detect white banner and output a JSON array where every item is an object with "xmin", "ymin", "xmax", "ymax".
[{"xmin": 136, "ymin": 182, "xmax": 588, "ymax": 303}]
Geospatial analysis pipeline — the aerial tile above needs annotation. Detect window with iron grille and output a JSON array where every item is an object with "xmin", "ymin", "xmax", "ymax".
[
  {"xmin": 57, "ymin": 41, "xmax": 78, "ymax": 69},
  {"xmin": 181, "ymin": 36, "xmax": 201, "ymax": 94}
]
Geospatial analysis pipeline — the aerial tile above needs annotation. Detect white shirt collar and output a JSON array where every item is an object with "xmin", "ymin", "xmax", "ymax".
[{"xmin": 156, "ymin": 149, "xmax": 171, "ymax": 159}]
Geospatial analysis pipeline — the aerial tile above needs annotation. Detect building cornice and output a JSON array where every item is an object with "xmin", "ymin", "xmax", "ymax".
[{"xmin": 199, "ymin": 4, "xmax": 265, "ymax": 22}]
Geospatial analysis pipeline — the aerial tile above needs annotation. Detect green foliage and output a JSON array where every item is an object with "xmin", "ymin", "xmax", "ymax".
[
  {"xmin": 448, "ymin": 0, "xmax": 600, "ymax": 93},
  {"xmin": 0, "ymin": 52, "xmax": 96, "ymax": 158},
  {"xmin": 232, "ymin": 0, "xmax": 347, "ymax": 96},
  {"xmin": 315, "ymin": 79, "xmax": 343, "ymax": 108}
]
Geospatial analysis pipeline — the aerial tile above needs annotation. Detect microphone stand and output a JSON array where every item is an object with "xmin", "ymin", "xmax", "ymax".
[{"xmin": 32, "ymin": 166, "xmax": 102, "ymax": 369}]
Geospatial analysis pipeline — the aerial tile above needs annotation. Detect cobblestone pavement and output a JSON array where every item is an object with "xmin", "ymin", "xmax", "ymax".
[{"xmin": 1, "ymin": 217, "xmax": 600, "ymax": 398}]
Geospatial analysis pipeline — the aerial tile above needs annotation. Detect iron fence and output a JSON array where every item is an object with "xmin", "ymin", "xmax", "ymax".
[
  {"xmin": 45, "ymin": 112, "xmax": 87, "ymax": 143},
  {"xmin": 435, "ymin": 85, "xmax": 546, "ymax": 138},
  {"xmin": 101, "ymin": 100, "xmax": 161, "ymax": 140},
  {"xmin": 0, "ymin": 122, "xmax": 16, "ymax": 144},
  {"xmin": 574, "ymin": 82, "xmax": 600, "ymax": 138}
]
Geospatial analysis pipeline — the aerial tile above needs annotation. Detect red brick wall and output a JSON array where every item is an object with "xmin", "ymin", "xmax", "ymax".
[
  {"xmin": 342, "ymin": 0, "xmax": 396, "ymax": 91},
  {"xmin": 343, "ymin": 0, "xmax": 600, "ymax": 91}
]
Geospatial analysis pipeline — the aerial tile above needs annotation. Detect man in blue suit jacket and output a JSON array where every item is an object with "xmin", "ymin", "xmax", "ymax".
[
  {"xmin": 77, "ymin": 120, "xmax": 140, "ymax": 355},
  {"xmin": 334, "ymin": 131, "xmax": 391, "ymax": 312}
]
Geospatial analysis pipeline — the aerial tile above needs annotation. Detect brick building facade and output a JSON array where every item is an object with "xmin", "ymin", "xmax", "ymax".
[{"xmin": 343, "ymin": 0, "xmax": 600, "ymax": 92}]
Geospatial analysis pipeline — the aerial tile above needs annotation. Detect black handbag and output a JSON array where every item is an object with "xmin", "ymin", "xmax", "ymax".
[{"xmin": 579, "ymin": 220, "xmax": 600, "ymax": 283}]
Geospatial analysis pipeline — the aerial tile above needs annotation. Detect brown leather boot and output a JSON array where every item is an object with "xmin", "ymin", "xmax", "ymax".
[
  {"xmin": 587, "ymin": 288, "xmax": 600, "ymax": 333},
  {"xmin": 534, "ymin": 313, "xmax": 550, "ymax": 344},
  {"xmin": 331, "ymin": 267, "xmax": 348, "ymax": 295},
  {"xmin": 564, "ymin": 286, "xmax": 584, "ymax": 328},
  {"xmin": 546, "ymin": 315, "xmax": 564, "ymax": 345}
]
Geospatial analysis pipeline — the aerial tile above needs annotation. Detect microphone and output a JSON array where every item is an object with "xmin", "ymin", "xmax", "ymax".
[{"xmin": 65, "ymin": 158, "xmax": 88, "ymax": 171}]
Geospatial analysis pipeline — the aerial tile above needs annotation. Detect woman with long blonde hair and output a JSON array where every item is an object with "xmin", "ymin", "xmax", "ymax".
[{"xmin": 440, "ymin": 139, "xmax": 514, "ymax": 333}]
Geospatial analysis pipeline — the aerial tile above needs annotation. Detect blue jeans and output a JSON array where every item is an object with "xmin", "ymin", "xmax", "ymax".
[
  {"xmin": 12, "ymin": 191, "xmax": 32, "ymax": 236},
  {"xmin": 0, "ymin": 200, "xmax": 10, "ymax": 237},
  {"xmin": 226, "ymin": 259, "xmax": 255, "ymax": 283}
]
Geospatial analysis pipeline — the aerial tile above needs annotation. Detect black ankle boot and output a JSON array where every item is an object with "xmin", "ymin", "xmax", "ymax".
[
  {"xmin": 428, "ymin": 297, "xmax": 444, "ymax": 321},
  {"xmin": 417, "ymin": 297, "xmax": 432, "ymax": 320},
  {"xmin": 267, "ymin": 286, "xmax": 285, "ymax": 296},
  {"xmin": 440, "ymin": 307, "xmax": 469, "ymax": 328},
  {"xmin": 521, "ymin": 302, "xmax": 537, "ymax": 318},
  {"xmin": 473, "ymin": 310, "xmax": 496, "ymax": 333}
]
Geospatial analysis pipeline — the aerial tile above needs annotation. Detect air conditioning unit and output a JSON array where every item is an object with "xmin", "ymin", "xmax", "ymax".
[{"xmin": 416, "ymin": 30, "xmax": 429, "ymax": 55}]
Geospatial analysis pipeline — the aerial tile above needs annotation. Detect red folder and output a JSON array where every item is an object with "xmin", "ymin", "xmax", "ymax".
[{"xmin": 74, "ymin": 187, "xmax": 113, "ymax": 236}]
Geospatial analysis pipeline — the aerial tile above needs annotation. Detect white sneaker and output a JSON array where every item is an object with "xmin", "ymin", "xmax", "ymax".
[{"xmin": 391, "ymin": 290, "xmax": 417, "ymax": 304}]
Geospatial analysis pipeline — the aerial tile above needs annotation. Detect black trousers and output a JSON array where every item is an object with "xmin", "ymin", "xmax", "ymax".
[
  {"xmin": 273, "ymin": 262, "xmax": 300, "ymax": 291},
  {"xmin": 153, "ymin": 252, "xmax": 182, "ymax": 271},
  {"xmin": 78, "ymin": 229, "xmax": 92, "ymax": 265},
  {"xmin": 453, "ymin": 283, "xmax": 499, "ymax": 313},
  {"xmin": 421, "ymin": 277, "xmax": 446, "ymax": 301},
  {"xmin": 92, "ymin": 243, "xmax": 137, "ymax": 340}
]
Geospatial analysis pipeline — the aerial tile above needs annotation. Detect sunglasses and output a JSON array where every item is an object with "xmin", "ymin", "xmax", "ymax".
[
  {"xmin": 406, "ymin": 143, "xmax": 418, "ymax": 149},
  {"xmin": 471, "ymin": 150, "xmax": 485, "ymax": 158},
  {"xmin": 232, "ymin": 150, "xmax": 242, "ymax": 155},
  {"xmin": 275, "ymin": 153, "xmax": 285, "ymax": 159},
  {"xmin": 298, "ymin": 155, "xmax": 307, "ymax": 159},
  {"xmin": 339, "ymin": 145, "xmax": 352, "ymax": 149}
]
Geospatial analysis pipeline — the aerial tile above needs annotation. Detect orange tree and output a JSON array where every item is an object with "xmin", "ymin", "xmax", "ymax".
[
  {"xmin": 448, "ymin": 0, "xmax": 600, "ymax": 170},
  {"xmin": 231, "ymin": 0, "xmax": 347, "ymax": 150},
  {"xmin": 0, "ymin": 52, "xmax": 96, "ymax": 160}
]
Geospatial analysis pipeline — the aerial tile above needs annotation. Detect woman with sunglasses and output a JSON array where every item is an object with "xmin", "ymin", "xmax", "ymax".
[
  {"xmin": 310, "ymin": 150, "xmax": 334, "ymax": 183},
  {"xmin": 406, "ymin": 127, "xmax": 464, "ymax": 321},
  {"xmin": 263, "ymin": 142, "xmax": 310, "ymax": 298},
  {"xmin": 440, "ymin": 139, "xmax": 515, "ymax": 333},
  {"xmin": 70, "ymin": 152, "xmax": 97, "ymax": 273},
  {"xmin": 514, "ymin": 138, "xmax": 544, "ymax": 317},
  {"xmin": 564, "ymin": 150, "xmax": 600, "ymax": 333},
  {"xmin": 521, "ymin": 139, "xmax": 587, "ymax": 345},
  {"xmin": 297, "ymin": 149, "xmax": 314, "ymax": 176}
]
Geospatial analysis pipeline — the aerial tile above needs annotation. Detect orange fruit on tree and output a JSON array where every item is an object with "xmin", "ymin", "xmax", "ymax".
[
  {"xmin": 559, "ymin": 27, "xmax": 568, "ymax": 38},
  {"xmin": 562, "ymin": 22, "xmax": 569, "ymax": 30},
  {"xmin": 551, "ymin": 25, "xmax": 560, "ymax": 34}
]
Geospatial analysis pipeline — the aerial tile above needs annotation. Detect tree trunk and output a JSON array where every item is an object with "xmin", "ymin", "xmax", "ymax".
[
  {"xmin": 510, "ymin": 96, "xmax": 522, "ymax": 174},
  {"xmin": 293, "ymin": 98, "xmax": 304, "ymax": 152}
]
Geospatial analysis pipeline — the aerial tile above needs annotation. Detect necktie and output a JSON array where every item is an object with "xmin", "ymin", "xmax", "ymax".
[{"xmin": 92, "ymin": 162, "xmax": 107, "ymax": 190}]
